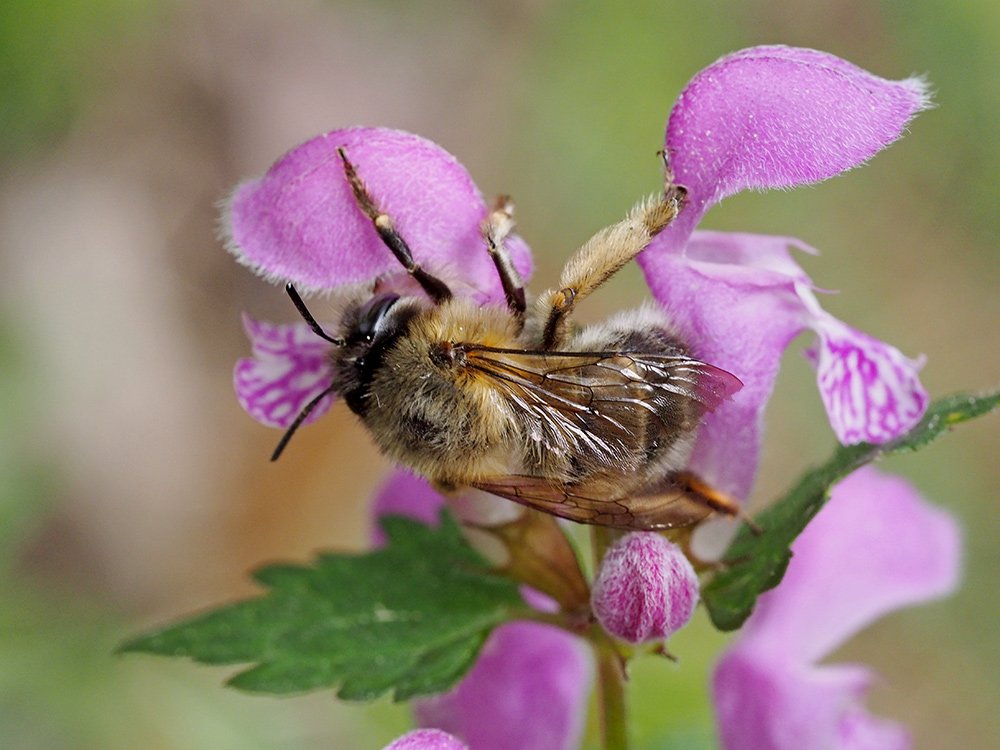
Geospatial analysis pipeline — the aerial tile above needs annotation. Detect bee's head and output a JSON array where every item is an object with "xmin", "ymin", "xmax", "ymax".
[
  {"xmin": 333, "ymin": 291, "xmax": 421, "ymax": 415},
  {"xmin": 269, "ymin": 283, "xmax": 423, "ymax": 461}
]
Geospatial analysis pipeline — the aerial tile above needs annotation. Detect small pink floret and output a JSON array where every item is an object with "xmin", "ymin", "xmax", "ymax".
[
  {"xmin": 383, "ymin": 728, "xmax": 468, "ymax": 750},
  {"xmin": 591, "ymin": 532, "xmax": 699, "ymax": 644}
]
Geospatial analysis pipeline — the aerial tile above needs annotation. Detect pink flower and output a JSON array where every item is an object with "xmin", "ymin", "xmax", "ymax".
[
  {"xmin": 712, "ymin": 467, "xmax": 961, "ymax": 750},
  {"xmin": 223, "ymin": 46, "xmax": 942, "ymax": 747},
  {"xmin": 591, "ymin": 532, "xmax": 699, "ymax": 644},
  {"xmin": 226, "ymin": 47, "xmax": 931, "ymax": 506},
  {"xmin": 639, "ymin": 46, "xmax": 931, "ymax": 500}
]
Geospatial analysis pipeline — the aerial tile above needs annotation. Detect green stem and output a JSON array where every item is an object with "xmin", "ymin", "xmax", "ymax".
[{"xmin": 591, "ymin": 525, "xmax": 629, "ymax": 750}]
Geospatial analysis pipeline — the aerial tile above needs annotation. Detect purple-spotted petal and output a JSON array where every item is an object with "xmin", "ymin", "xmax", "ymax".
[
  {"xmin": 653, "ymin": 45, "xmax": 930, "ymax": 254},
  {"xmin": 234, "ymin": 314, "xmax": 335, "ymax": 428},
  {"xmin": 225, "ymin": 127, "xmax": 532, "ymax": 300},
  {"xmin": 414, "ymin": 621, "xmax": 591, "ymax": 750},
  {"xmin": 383, "ymin": 729, "xmax": 469, "ymax": 750},
  {"xmin": 644, "ymin": 232, "xmax": 815, "ymax": 500},
  {"xmin": 737, "ymin": 467, "xmax": 960, "ymax": 663},
  {"xmin": 808, "ymin": 317, "xmax": 928, "ymax": 444},
  {"xmin": 643, "ymin": 231, "xmax": 929, "ymax": 497}
]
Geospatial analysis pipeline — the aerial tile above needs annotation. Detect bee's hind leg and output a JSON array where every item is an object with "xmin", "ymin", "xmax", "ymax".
[
  {"xmin": 338, "ymin": 147, "xmax": 452, "ymax": 304},
  {"xmin": 538, "ymin": 154, "xmax": 687, "ymax": 349},
  {"xmin": 482, "ymin": 195, "xmax": 527, "ymax": 321}
]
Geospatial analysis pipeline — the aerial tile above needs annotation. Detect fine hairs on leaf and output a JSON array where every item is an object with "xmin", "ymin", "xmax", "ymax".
[
  {"xmin": 702, "ymin": 390, "xmax": 1000, "ymax": 631},
  {"xmin": 119, "ymin": 513, "xmax": 526, "ymax": 701}
]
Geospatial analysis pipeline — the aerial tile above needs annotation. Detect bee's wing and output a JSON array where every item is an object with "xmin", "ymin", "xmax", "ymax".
[
  {"xmin": 471, "ymin": 474, "xmax": 730, "ymax": 530},
  {"xmin": 462, "ymin": 345, "xmax": 742, "ymax": 464}
]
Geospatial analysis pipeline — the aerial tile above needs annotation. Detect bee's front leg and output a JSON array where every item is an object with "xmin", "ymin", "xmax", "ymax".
[{"xmin": 481, "ymin": 195, "xmax": 527, "ymax": 321}]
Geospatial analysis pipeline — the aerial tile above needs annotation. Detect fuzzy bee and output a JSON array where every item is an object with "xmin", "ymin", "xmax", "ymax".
[{"xmin": 272, "ymin": 148, "xmax": 743, "ymax": 530}]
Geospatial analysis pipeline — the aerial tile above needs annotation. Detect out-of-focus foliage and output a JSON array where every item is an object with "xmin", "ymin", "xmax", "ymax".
[{"xmin": 0, "ymin": 0, "xmax": 158, "ymax": 161}]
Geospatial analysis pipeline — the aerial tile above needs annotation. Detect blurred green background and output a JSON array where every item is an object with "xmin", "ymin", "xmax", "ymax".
[{"xmin": 1, "ymin": 1, "xmax": 997, "ymax": 748}]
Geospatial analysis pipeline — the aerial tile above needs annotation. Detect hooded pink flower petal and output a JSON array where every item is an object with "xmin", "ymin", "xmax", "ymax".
[
  {"xmin": 712, "ymin": 467, "xmax": 961, "ymax": 750},
  {"xmin": 649, "ymin": 45, "xmax": 931, "ymax": 255},
  {"xmin": 225, "ymin": 127, "xmax": 532, "ymax": 299}
]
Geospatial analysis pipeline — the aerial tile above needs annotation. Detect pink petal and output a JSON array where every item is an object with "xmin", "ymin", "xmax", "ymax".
[
  {"xmin": 414, "ymin": 621, "xmax": 591, "ymax": 750},
  {"xmin": 591, "ymin": 532, "xmax": 699, "ymax": 644},
  {"xmin": 643, "ymin": 232, "xmax": 815, "ymax": 500},
  {"xmin": 653, "ymin": 45, "xmax": 930, "ymax": 254},
  {"xmin": 808, "ymin": 317, "xmax": 928, "ymax": 444},
  {"xmin": 714, "ymin": 654, "xmax": 908, "ymax": 750},
  {"xmin": 233, "ymin": 314, "xmax": 335, "ymax": 428},
  {"xmin": 370, "ymin": 470, "xmax": 447, "ymax": 548},
  {"xmin": 225, "ymin": 127, "xmax": 531, "ymax": 300},
  {"xmin": 738, "ymin": 467, "xmax": 961, "ymax": 663},
  {"xmin": 383, "ymin": 729, "xmax": 469, "ymax": 750}
]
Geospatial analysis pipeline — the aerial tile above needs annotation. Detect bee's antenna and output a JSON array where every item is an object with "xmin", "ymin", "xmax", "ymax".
[
  {"xmin": 270, "ymin": 383, "xmax": 338, "ymax": 461},
  {"xmin": 285, "ymin": 283, "xmax": 344, "ymax": 346}
]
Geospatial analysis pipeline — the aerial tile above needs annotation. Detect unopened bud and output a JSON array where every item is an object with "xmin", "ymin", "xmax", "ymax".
[
  {"xmin": 383, "ymin": 729, "xmax": 468, "ymax": 750},
  {"xmin": 591, "ymin": 532, "xmax": 699, "ymax": 644}
]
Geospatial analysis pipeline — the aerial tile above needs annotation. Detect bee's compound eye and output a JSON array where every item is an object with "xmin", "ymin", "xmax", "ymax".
[{"xmin": 357, "ymin": 293, "xmax": 401, "ymax": 341}]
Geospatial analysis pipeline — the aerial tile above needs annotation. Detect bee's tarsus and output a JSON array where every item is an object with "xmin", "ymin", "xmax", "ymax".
[{"xmin": 338, "ymin": 146, "xmax": 453, "ymax": 304}]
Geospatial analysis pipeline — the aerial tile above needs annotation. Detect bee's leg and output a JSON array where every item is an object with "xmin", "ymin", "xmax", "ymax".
[
  {"xmin": 538, "ymin": 155, "xmax": 687, "ymax": 349},
  {"xmin": 674, "ymin": 471, "xmax": 762, "ymax": 535},
  {"xmin": 338, "ymin": 148, "xmax": 452, "ymax": 304},
  {"xmin": 482, "ymin": 195, "xmax": 526, "ymax": 319}
]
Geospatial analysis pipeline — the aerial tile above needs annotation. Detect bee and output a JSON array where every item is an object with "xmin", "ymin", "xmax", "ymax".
[{"xmin": 270, "ymin": 148, "xmax": 744, "ymax": 530}]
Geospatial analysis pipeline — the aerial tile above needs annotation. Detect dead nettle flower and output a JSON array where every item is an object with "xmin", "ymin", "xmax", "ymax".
[
  {"xmin": 227, "ymin": 46, "xmax": 930, "ymax": 509},
  {"xmin": 712, "ymin": 467, "xmax": 961, "ymax": 750},
  {"xmin": 639, "ymin": 45, "xmax": 932, "ymax": 501},
  {"xmin": 591, "ymin": 532, "xmax": 699, "ymax": 644},
  {"xmin": 222, "ymin": 44, "xmax": 938, "ymax": 750},
  {"xmin": 382, "ymin": 728, "xmax": 468, "ymax": 750}
]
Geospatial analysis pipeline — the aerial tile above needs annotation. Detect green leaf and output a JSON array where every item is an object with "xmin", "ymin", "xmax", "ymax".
[
  {"xmin": 121, "ymin": 513, "xmax": 525, "ymax": 701},
  {"xmin": 703, "ymin": 390, "xmax": 1000, "ymax": 631}
]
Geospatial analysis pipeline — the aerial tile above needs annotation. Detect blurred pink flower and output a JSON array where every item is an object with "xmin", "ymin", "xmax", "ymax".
[{"xmin": 712, "ymin": 467, "xmax": 961, "ymax": 750}]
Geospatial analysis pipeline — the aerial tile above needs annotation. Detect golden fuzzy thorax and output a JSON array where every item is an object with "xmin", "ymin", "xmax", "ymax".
[{"xmin": 360, "ymin": 298, "xmax": 523, "ymax": 486}]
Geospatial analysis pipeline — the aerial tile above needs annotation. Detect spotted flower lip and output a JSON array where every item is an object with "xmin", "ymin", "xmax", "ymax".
[
  {"xmin": 712, "ymin": 467, "xmax": 961, "ymax": 750},
  {"xmin": 650, "ymin": 231, "xmax": 929, "ymax": 501}
]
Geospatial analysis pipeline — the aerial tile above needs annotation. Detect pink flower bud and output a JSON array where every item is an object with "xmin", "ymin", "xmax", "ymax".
[
  {"xmin": 591, "ymin": 532, "xmax": 699, "ymax": 644},
  {"xmin": 383, "ymin": 728, "xmax": 468, "ymax": 750}
]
